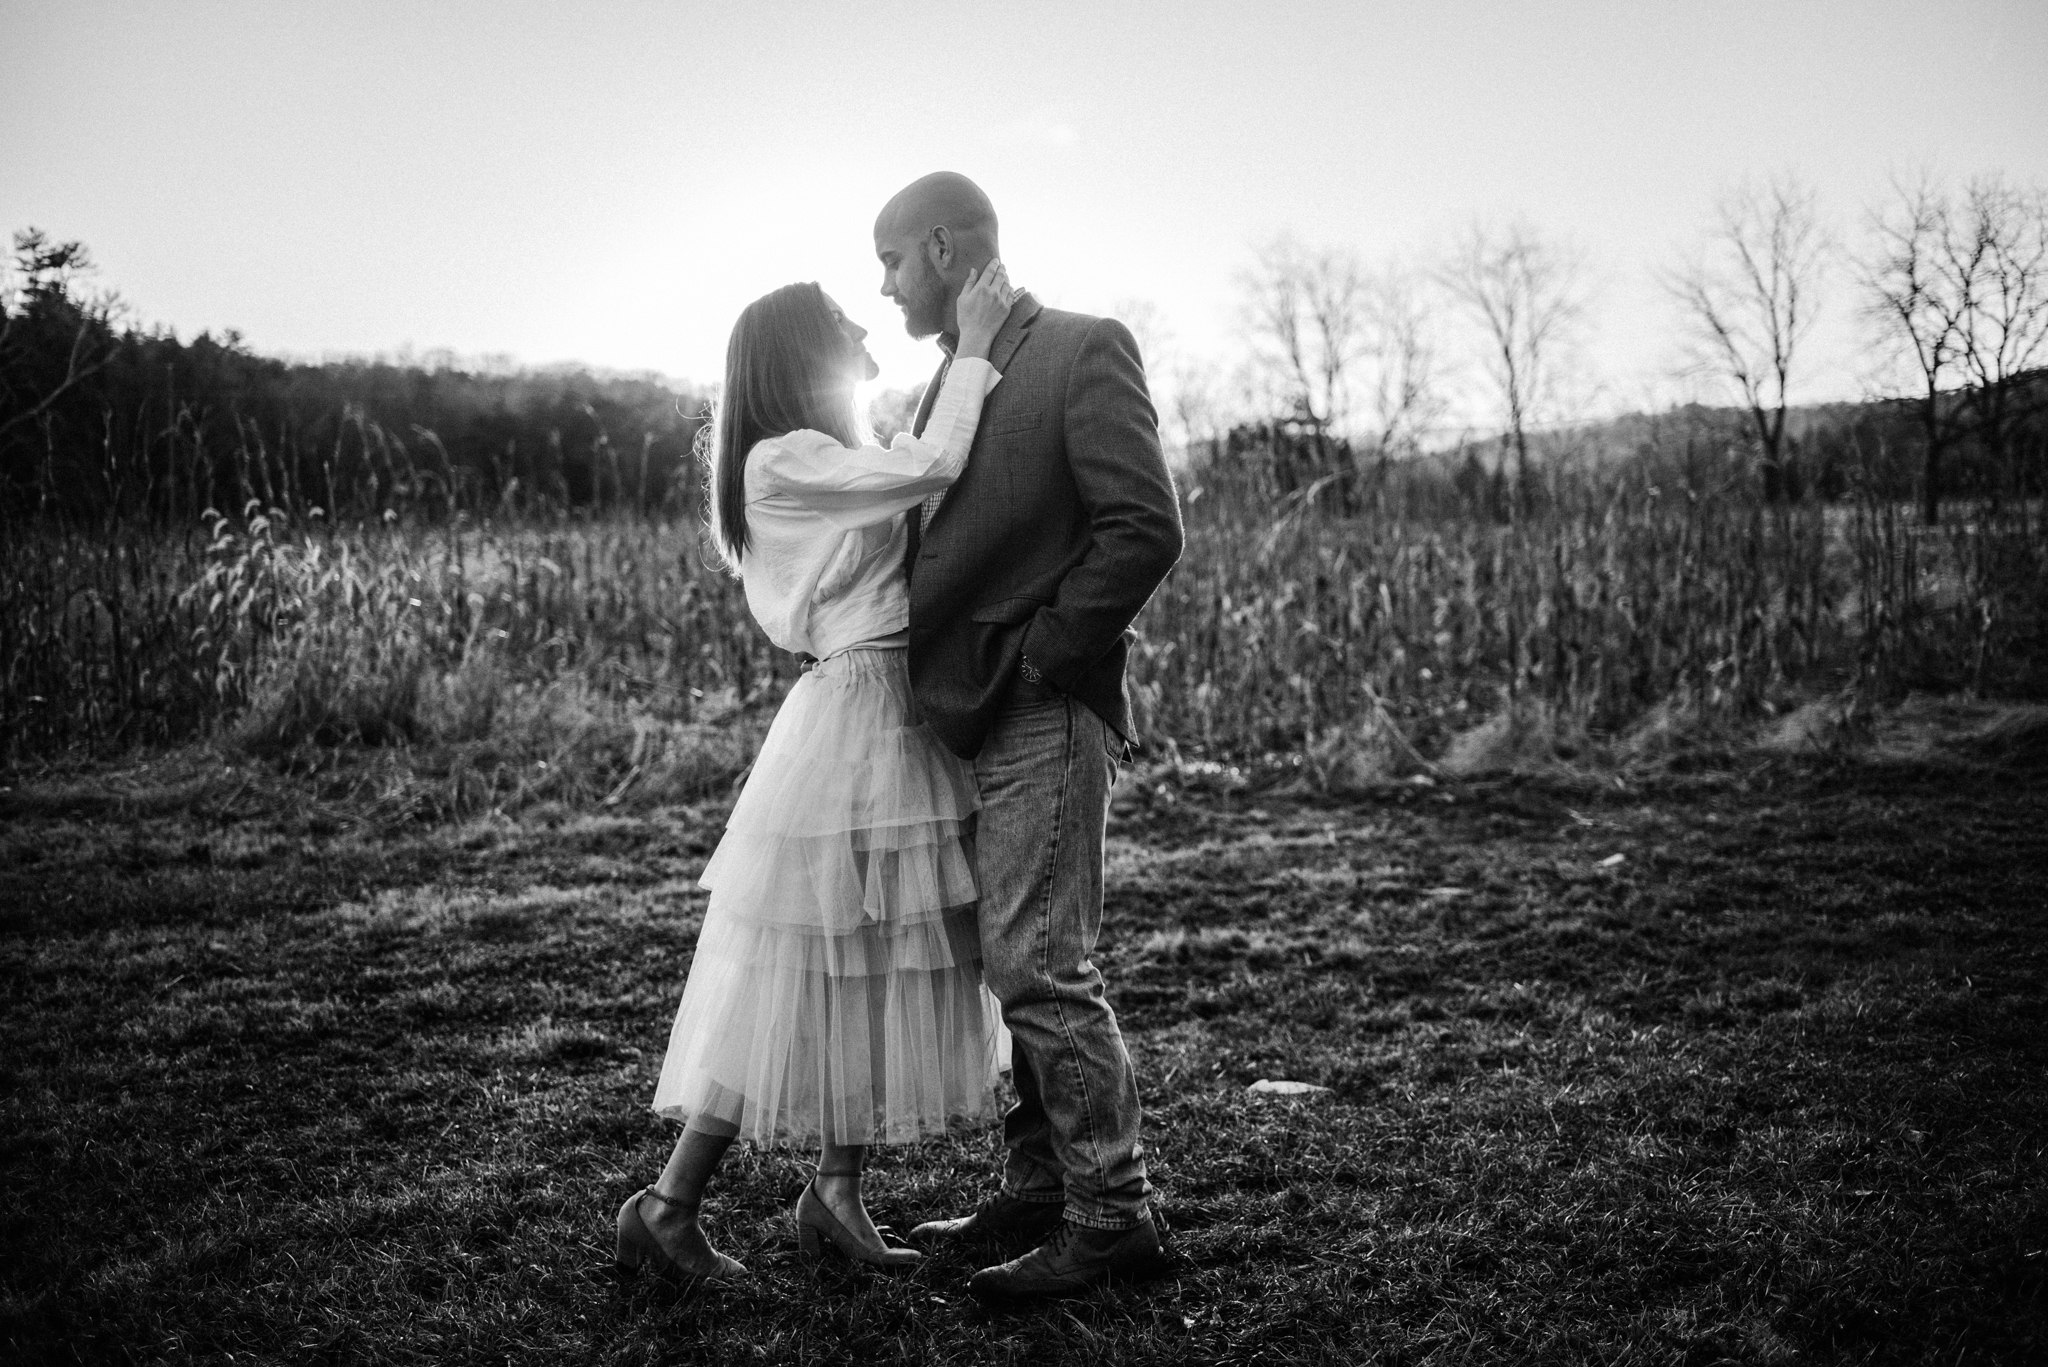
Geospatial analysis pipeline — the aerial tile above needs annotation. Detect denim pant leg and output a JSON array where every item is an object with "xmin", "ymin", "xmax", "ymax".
[{"xmin": 974, "ymin": 689, "xmax": 1153, "ymax": 1230}]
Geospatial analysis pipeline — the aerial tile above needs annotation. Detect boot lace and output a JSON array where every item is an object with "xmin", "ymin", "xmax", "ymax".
[{"xmin": 1036, "ymin": 1220, "xmax": 1080, "ymax": 1265}]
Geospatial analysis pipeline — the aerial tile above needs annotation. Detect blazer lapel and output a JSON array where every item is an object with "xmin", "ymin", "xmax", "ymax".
[
  {"xmin": 907, "ymin": 293, "xmax": 1043, "ymax": 574},
  {"xmin": 904, "ymin": 352, "xmax": 948, "ymax": 575},
  {"xmin": 909, "ymin": 353, "xmax": 949, "ymax": 438},
  {"xmin": 991, "ymin": 292, "xmax": 1043, "ymax": 375}
]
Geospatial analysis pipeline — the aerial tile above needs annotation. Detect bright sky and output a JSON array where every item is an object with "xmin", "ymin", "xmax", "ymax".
[{"xmin": 6, "ymin": 0, "xmax": 2046, "ymax": 424}]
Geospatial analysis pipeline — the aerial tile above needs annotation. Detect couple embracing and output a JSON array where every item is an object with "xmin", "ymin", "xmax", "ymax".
[{"xmin": 612, "ymin": 172, "xmax": 1185, "ymax": 1300}]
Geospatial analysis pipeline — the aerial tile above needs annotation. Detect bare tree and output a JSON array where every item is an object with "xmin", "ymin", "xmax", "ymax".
[
  {"xmin": 1440, "ymin": 221, "xmax": 1586, "ymax": 508},
  {"xmin": 1862, "ymin": 177, "xmax": 1977, "ymax": 523},
  {"xmin": 1862, "ymin": 176, "xmax": 2048, "ymax": 521},
  {"xmin": 1952, "ymin": 178, "xmax": 2048, "ymax": 498},
  {"xmin": 1359, "ymin": 267, "xmax": 1447, "ymax": 471},
  {"xmin": 1165, "ymin": 354, "xmax": 1231, "ymax": 460},
  {"xmin": 1238, "ymin": 240, "xmax": 1447, "ymax": 496},
  {"xmin": 1239, "ymin": 235, "xmax": 1370, "ymax": 438},
  {"xmin": 1667, "ymin": 176, "xmax": 1829, "ymax": 501}
]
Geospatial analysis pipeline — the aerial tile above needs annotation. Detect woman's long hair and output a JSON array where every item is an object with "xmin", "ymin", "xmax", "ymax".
[{"xmin": 703, "ymin": 282, "xmax": 863, "ymax": 570}]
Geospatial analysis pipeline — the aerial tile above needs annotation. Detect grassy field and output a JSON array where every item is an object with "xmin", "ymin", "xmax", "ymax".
[{"xmin": 3, "ymin": 720, "xmax": 2044, "ymax": 1365}]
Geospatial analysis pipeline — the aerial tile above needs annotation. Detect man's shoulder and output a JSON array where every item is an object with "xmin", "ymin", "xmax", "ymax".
[
  {"xmin": 1031, "ymin": 304, "xmax": 1109, "ymax": 340},
  {"xmin": 1018, "ymin": 306, "xmax": 1135, "ymax": 368}
]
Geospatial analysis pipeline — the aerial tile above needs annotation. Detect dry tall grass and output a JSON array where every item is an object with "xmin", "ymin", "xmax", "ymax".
[
  {"xmin": 1135, "ymin": 455, "xmax": 2045, "ymax": 778},
  {"xmin": 1, "ymin": 413, "xmax": 782, "ymax": 812},
  {"xmin": 4, "ymin": 424, "xmax": 2043, "ymax": 805}
]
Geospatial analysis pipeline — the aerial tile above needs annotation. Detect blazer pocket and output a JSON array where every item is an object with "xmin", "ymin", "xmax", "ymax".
[
  {"xmin": 970, "ymin": 595, "xmax": 1050, "ymax": 625},
  {"xmin": 987, "ymin": 409, "xmax": 1042, "ymax": 436}
]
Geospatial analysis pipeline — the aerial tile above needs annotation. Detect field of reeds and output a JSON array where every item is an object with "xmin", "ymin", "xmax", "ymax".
[
  {"xmin": 1140, "ymin": 450, "xmax": 2047, "ymax": 777},
  {"xmin": 4, "ymin": 416, "xmax": 2045, "ymax": 804}
]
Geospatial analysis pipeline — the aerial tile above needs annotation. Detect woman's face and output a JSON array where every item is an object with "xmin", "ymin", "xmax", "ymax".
[{"xmin": 821, "ymin": 293, "xmax": 880, "ymax": 384}]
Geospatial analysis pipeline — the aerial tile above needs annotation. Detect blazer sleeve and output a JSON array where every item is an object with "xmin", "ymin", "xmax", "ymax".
[
  {"xmin": 1022, "ymin": 317, "xmax": 1185, "ymax": 689},
  {"xmin": 749, "ymin": 359, "xmax": 999, "ymax": 532}
]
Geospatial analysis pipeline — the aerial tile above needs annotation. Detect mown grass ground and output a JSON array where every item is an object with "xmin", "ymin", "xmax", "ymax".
[{"xmin": 2, "ymin": 741, "xmax": 2044, "ymax": 1365}]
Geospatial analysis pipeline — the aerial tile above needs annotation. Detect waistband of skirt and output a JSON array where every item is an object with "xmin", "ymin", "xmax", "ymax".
[{"xmin": 801, "ymin": 632, "xmax": 908, "ymax": 671}]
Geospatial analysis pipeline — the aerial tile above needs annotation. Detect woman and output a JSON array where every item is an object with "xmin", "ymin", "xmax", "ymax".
[{"xmin": 615, "ymin": 262, "xmax": 1016, "ymax": 1280}]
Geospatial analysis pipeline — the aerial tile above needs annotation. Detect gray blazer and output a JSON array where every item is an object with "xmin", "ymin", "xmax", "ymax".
[{"xmin": 904, "ymin": 292, "xmax": 1184, "ymax": 759}]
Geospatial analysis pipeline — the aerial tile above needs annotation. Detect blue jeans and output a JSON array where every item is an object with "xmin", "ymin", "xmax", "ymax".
[{"xmin": 973, "ymin": 683, "xmax": 1153, "ymax": 1230}]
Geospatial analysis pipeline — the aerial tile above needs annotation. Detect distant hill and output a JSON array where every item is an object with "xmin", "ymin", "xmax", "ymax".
[{"xmin": 1417, "ymin": 375, "xmax": 2047, "ymax": 502}]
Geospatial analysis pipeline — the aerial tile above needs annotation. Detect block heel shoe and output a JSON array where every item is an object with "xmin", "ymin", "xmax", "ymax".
[
  {"xmin": 615, "ymin": 1186, "xmax": 746, "ymax": 1283},
  {"xmin": 794, "ymin": 1172, "xmax": 921, "ymax": 1271}
]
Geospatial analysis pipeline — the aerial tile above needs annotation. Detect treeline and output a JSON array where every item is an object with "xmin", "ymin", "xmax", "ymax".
[
  {"xmin": 1576, "ymin": 392, "xmax": 2048, "ymax": 507},
  {"xmin": 0, "ymin": 231, "xmax": 710, "ymax": 526},
  {"xmin": 8, "ymin": 201, "xmax": 2048, "ymax": 537},
  {"xmin": 1165, "ymin": 174, "xmax": 2048, "ymax": 523},
  {"xmin": 1198, "ymin": 387, "xmax": 2048, "ymax": 525}
]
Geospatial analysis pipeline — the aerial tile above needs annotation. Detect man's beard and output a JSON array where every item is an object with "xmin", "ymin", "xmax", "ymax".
[{"xmin": 900, "ymin": 275, "xmax": 948, "ymax": 339}]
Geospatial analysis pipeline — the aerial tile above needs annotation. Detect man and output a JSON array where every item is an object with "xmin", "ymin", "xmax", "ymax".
[{"xmin": 873, "ymin": 172, "xmax": 1184, "ymax": 1299}]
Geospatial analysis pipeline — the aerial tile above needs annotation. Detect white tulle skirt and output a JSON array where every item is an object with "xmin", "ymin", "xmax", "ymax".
[{"xmin": 652, "ymin": 645, "xmax": 1005, "ymax": 1145}]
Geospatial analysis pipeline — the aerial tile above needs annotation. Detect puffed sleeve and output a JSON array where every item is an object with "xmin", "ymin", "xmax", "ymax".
[{"xmin": 748, "ymin": 358, "xmax": 1000, "ymax": 531}]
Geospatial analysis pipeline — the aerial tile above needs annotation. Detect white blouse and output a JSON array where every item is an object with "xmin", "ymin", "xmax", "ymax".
[{"xmin": 737, "ymin": 356, "xmax": 1000, "ymax": 658}]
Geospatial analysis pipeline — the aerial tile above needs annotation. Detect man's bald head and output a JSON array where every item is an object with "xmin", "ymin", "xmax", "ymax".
[
  {"xmin": 874, "ymin": 172, "xmax": 1002, "ymax": 340},
  {"xmin": 877, "ymin": 172, "xmax": 999, "ymax": 256}
]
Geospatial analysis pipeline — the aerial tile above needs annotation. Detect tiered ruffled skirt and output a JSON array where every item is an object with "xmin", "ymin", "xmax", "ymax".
[{"xmin": 652, "ymin": 646, "xmax": 1004, "ymax": 1145}]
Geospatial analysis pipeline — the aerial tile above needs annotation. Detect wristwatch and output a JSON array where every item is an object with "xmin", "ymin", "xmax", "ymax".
[{"xmin": 1019, "ymin": 653, "xmax": 1044, "ymax": 685}]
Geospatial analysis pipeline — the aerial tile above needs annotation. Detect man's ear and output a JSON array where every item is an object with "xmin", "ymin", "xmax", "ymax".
[{"xmin": 927, "ymin": 225, "xmax": 955, "ymax": 271}]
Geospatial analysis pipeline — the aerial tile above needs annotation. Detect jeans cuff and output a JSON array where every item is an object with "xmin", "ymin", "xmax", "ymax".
[
  {"xmin": 1061, "ymin": 1204, "xmax": 1146, "ymax": 1232},
  {"xmin": 1000, "ymin": 1186, "xmax": 1066, "ymax": 1205}
]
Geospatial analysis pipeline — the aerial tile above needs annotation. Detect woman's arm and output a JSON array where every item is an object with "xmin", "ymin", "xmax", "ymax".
[
  {"xmin": 750, "ymin": 261, "xmax": 1016, "ymax": 531},
  {"xmin": 748, "ymin": 356, "xmax": 1001, "ymax": 530}
]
